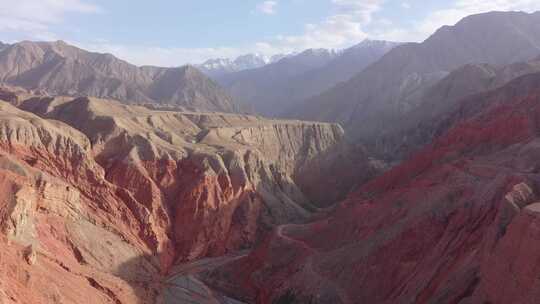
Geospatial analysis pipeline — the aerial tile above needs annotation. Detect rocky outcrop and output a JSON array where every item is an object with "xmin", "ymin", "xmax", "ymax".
[
  {"xmin": 205, "ymin": 72, "xmax": 540, "ymax": 303},
  {"xmin": 0, "ymin": 102, "xmax": 159, "ymax": 303},
  {"xmin": 470, "ymin": 201, "xmax": 540, "ymax": 303}
]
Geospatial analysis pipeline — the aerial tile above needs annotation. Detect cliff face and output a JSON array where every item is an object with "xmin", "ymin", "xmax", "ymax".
[
  {"xmin": 206, "ymin": 73, "xmax": 540, "ymax": 304},
  {"xmin": 0, "ymin": 102, "xmax": 157, "ymax": 303},
  {"xmin": 0, "ymin": 88, "xmax": 374, "ymax": 303}
]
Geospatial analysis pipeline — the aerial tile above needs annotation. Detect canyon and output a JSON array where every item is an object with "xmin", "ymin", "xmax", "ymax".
[{"xmin": 0, "ymin": 86, "xmax": 375, "ymax": 303}]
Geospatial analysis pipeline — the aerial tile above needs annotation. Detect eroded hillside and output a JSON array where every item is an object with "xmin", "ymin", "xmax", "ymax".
[
  {"xmin": 206, "ymin": 72, "xmax": 540, "ymax": 304},
  {"xmin": 0, "ymin": 87, "xmax": 375, "ymax": 303}
]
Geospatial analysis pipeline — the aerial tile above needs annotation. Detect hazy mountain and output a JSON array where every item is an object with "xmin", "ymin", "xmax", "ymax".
[
  {"xmin": 215, "ymin": 48, "xmax": 338, "ymax": 116},
  {"xmin": 217, "ymin": 41, "xmax": 398, "ymax": 116},
  {"xmin": 373, "ymin": 56, "xmax": 540, "ymax": 161},
  {"xmin": 0, "ymin": 40, "xmax": 239, "ymax": 112},
  {"xmin": 276, "ymin": 39, "xmax": 401, "ymax": 116},
  {"xmin": 197, "ymin": 53, "xmax": 292, "ymax": 78},
  {"xmin": 0, "ymin": 41, "xmax": 7, "ymax": 51},
  {"xmin": 198, "ymin": 53, "xmax": 269, "ymax": 77},
  {"xmin": 290, "ymin": 11, "xmax": 540, "ymax": 141},
  {"xmin": 269, "ymin": 53, "xmax": 289, "ymax": 63}
]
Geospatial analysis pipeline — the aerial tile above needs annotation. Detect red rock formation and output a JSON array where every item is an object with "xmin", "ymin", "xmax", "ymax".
[
  {"xmin": 208, "ymin": 73, "xmax": 540, "ymax": 304},
  {"xmin": 0, "ymin": 89, "xmax": 373, "ymax": 303},
  {"xmin": 0, "ymin": 102, "xmax": 162, "ymax": 303}
]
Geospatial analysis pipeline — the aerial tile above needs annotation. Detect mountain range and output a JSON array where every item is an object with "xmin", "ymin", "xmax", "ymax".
[
  {"xmin": 374, "ymin": 56, "xmax": 540, "ymax": 160},
  {"xmin": 0, "ymin": 40, "xmax": 239, "ymax": 112},
  {"xmin": 197, "ymin": 53, "xmax": 288, "ymax": 77},
  {"xmin": 216, "ymin": 40, "xmax": 399, "ymax": 116},
  {"xmin": 289, "ymin": 11, "xmax": 540, "ymax": 144}
]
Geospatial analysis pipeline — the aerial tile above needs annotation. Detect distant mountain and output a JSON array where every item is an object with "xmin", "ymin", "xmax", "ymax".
[
  {"xmin": 216, "ymin": 42, "xmax": 398, "ymax": 117},
  {"xmin": 198, "ymin": 53, "xmax": 269, "ymax": 77},
  {"xmin": 0, "ymin": 42, "xmax": 7, "ymax": 51},
  {"xmin": 276, "ymin": 40, "xmax": 401, "ymax": 115},
  {"xmin": 0, "ymin": 40, "xmax": 240, "ymax": 112},
  {"xmin": 269, "ymin": 53, "xmax": 289, "ymax": 63},
  {"xmin": 216, "ymin": 48, "xmax": 339, "ymax": 115},
  {"xmin": 290, "ymin": 11, "xmax": 540, "ymax": 141},
  {"xmin": 197, "ymin": 53, "xmax": 292, "ymax": 78}
]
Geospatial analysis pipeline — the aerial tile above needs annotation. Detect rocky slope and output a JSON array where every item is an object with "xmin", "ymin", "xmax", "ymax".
[
  {"xmin": 373, "ymin": 56, "xmax": 540, "ymax": 161},
  {"xmin": 217, "ymin": 41, "xmax": 398, "ymax": 117},
  {"xmin": 0, "ymin": 40, "xmax": 239, "ymax": 113},
  {"xmin": 291, "ymin": 11, "xmax": 540, "ymax": 143},
  {"xmin": 0, "ymin": 88, "xmax": 375, "ymax": 303},
  {"xmin": 206, "ymin": 71, "xmax": 540, "ymax": 304}
]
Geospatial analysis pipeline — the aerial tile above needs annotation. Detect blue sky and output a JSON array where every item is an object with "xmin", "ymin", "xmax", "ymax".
[{"xmin": 1, "ymin": 0, "xmax": 540, "ymax": 66}]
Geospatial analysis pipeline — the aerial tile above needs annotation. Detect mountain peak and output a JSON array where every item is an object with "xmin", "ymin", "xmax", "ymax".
[
  {"xmin": 181, "ymin": 64, "xmax": 208, "ymax": 78},
  {"xmin": 52, "ymin": 40, "xmax": 69, "ymax": 46},
  {"xmin": 299, "ymin": 48, "xmax": 336, "ymax": 56},
  {"xmin": 353, "ymin": 39, "xmax": 400, "ymax": 49},
  {"xmin": 197, "ymin": 53, "xmax": 271, "ymax": 77}
]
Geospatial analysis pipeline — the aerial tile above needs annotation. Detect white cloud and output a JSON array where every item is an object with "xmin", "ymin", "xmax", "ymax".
[
  {"xmin": 74, "ymin": 42, "xmax": 243, "ymax": 67},
  {"xmin": 75, "ymin": 40, "xmax": 291, "ymax": 67},
  {"xmin": 6, "ymin": 0, "xmax": 540, "ymax": 67},
  {"xmin": 265, "ymin": 0, "xmax": 384, "ymax": 51},
  {"xmin": 374, "ymin": 0, "xmax": 540, "ymax": 42},
  {"xmin": 0, "ymin": 0, "xmax": 102, "ymax": 40},
  {"xmin": 401, "ymin": 2, "xmax": 411, "ymax": 9},
  {"xmin": 256, "ymin": 1, "xmax": 278, "ymax": 15},
  {"xmin": 76, "ymin": 0, "xmax": 386, "ymax": 66}
]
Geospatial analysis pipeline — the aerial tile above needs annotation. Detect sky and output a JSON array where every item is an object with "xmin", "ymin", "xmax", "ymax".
[{"xmin": 1, "ymin": 0, "xmax": 540, "ymax": 66}]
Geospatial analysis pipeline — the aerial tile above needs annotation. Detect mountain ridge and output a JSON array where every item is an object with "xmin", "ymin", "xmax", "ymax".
[
  {"xmin": 290, "ymin": 11, "xmax": 540, "ymax": 141},
  {"xmin": 0, "ymin": 40, "xmax": 240, "ymax": 113},
  {"xmin": 197, "ymin": 53, "xmax": 288, "ymax": 77},
  {"xmin": 217, "ymin": 39, "xmax": 399, "ymax": 116}
]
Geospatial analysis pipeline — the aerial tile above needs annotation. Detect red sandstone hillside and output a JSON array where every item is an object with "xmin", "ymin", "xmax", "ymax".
[
  {"xmin": 0, "ymin": 41, "xmax": 239, "ymax": 113},
  {"xmin": 0, "ymin": 87, "xmax": 376, "ymax": 303},
  {"xmin": 204, "ymin": 72, "xmax": 540, "ymax": 303}
]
